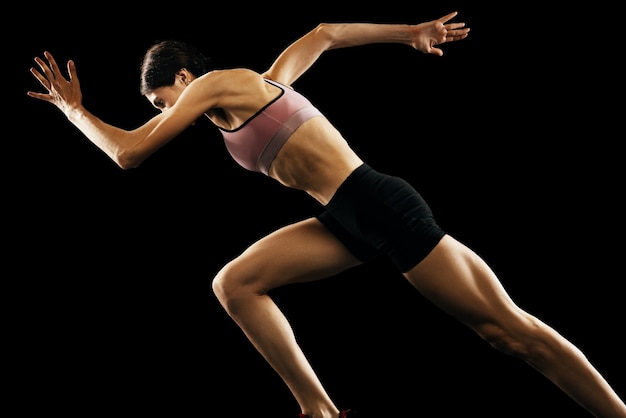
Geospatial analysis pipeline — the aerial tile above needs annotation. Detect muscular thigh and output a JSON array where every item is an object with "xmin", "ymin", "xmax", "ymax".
[
  {"xmin": 404, "ymin": 235, "xmax": 523, "ymax": 327},
  {"xmin": 221, "ymin": 217, "xmax": 362, "ymax": 293}
]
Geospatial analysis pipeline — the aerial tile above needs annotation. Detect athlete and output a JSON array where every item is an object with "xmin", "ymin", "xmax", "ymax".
[{"xmin": 27, "ymin": 11, "xmax": 626, "ymax": 418}]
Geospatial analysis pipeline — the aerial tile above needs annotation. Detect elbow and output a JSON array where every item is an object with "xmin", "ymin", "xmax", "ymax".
[
  {"xmin": 314, "ymin": 23, "xmax": 349, "ymax": 49},
  {"xmin": 116, "ymin": 149, "xmax": 143, "ymax": 170},
  {"xmin": 311, "ymin": 23, "xmax": 338, "ymax": 48}
]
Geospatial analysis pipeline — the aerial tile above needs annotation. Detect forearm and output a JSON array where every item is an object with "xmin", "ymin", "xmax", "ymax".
[
  {"xmin": 323, "ymin": 12, "xmax": 468, "ymax": 55},
  {"xmin": 322, "ymin": 22, "xmax": 413, "ymax": 50},
  {"xmin": 66, "ymin": 106, "xmax": 142, "ymax": 169}
]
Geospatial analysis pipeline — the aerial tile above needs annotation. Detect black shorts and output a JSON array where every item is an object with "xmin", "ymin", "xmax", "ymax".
[{"xmin": 317, "ymin": 164, "xmax": 446, "ymax": 273}]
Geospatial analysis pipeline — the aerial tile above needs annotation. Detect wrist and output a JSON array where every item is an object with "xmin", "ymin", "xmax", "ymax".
[{"xmin": 65, "ymin": 105, "xmax": 86, "ymax": 123}]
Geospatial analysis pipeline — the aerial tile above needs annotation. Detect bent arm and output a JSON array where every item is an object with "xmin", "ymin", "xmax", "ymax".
[
  {"xmin": 262, "ymin": 11, "xmax": 469, "ymax": 86},
  {"xmin": 64, "ymin": 107, "xmax": 189, "ymax": 169},
  {"xmin": 28, "ymin": 51, "xmax": 202, "ymax": 169}
]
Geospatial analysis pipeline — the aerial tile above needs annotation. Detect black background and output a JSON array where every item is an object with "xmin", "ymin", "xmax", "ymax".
[{"xmin": 9, "ymin": 1, "xmax": 624, "ymax": 416}]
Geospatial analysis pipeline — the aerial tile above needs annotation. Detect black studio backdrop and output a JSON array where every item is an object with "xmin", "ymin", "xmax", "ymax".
[{"xmin": 10, "ymin": 2, "xmax": 625, "ymax": 417}]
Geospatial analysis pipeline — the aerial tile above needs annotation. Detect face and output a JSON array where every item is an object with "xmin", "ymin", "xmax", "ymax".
[
  {"xmin": 145, "ymin": 71, "xmax": 192, "ymax": 112},
  {"xmin": 145, "ymin": 83, "xmax": 186, "ymax": 112}
]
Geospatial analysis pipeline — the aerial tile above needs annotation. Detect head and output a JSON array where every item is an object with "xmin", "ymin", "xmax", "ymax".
[{"xmin": 140, "ymin": 39, "xmax": 213, "ymax": 110}]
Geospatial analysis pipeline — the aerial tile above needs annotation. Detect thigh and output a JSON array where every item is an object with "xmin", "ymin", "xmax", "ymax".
[
  {"xmin": 404, "ymin": 234, "xmax": 524, "ymax": 328},
  {"xmin": 222, "ymin": 217, "xmax": 363, "ymax": 293}
]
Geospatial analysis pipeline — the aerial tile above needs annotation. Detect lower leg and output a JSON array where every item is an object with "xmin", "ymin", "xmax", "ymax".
[
  {"xmin": 505, "ymin": 316, "xmax": 626, "ymax": 418},
  {"xmin": 216, "ymin": 288, "xmax": 341, "ymax": 418},
  {"xmin": 211, "ymin": 219, "xmax": 365, "ymax": 417}
]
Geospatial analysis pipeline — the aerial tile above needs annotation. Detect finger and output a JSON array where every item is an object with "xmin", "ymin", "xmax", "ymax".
[
  {"xmin": 446, "ymin": 30, "xmax": 470, "ymax": 42},
  {"xmin": 34, "ymin": 56, "xmax": 52, "ymax": 76},
  {"xmin": 29, "ymin": 65, "xmax": 52, "ymax": 92},
  {"xmin": 27, "ymin": 67, "xmax": 53, "ymax": 100},
  {"xmin": 445, "ymin": 22, "xmax": 466, "ymax": 31},
  {"xmin": 438, "ymin": 11, "xmax": 458, "ymax": 24},
  {"xmin": 44, "ymin": 51, "xmax": 66, "ymax": 82},
  {"xmin": 26, "ymin": 91, "xmax": 53, "ymax": 102},
  {"xmin": 33, "ymin": 55, "xmax": 57, "ymax": 87}
]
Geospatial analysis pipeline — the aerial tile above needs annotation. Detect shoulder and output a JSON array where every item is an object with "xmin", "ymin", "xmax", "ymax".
[
  {"xmin": 189, "ymin": 68, "xmax": 280, "ymax": 115},
  {"xmin": 193, "ymin": 68, "xmax": 272, "ymax": 100},
  {"xmin": 197, "ymin": 68, "xmax": 262, "ymax": 87}
]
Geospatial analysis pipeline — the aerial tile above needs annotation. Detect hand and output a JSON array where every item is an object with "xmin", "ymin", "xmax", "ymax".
[
  {"xmin": 27, "ymin": 51, "xmax": 83, "ymax": 116},
  {"xmin": 410, "ymin": 11, "xmax": 470, "ymax": 56}
]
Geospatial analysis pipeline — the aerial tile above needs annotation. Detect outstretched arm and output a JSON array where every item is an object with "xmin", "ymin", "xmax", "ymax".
[{"xmin": 262, "ymin": 11, "xmax": 470, "ymax": 86}]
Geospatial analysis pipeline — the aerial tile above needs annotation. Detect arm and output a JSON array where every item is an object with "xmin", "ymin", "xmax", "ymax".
[
  {"xmin": 262, "ymin": 11, "xmax": 469, "ymax": 86},
  {"xmin": 27, "ymin": 52, "xmax": 204, "ymax": 169}
]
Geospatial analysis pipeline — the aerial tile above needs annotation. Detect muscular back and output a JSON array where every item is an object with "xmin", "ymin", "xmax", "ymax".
[{"xmin": 202, "ymin": 69, "xmax": 363, "ymax": 205}]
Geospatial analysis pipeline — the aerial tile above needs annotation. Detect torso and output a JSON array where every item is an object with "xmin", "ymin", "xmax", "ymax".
[{"xmin": 205, "ymin": 71, "xmax": 363, "ymax": 205}]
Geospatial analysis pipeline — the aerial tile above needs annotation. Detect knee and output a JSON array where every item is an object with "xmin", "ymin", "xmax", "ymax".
[
  {"xmin": 211, "ymin": 261, "xmax": 261, "ymax": 314},
  {"xmin": 211, "ymin": 262, "xmax": 240, "ymax": 309}
]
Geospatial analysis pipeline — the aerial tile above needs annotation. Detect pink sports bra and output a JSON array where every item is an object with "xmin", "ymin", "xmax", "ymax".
[{"xmin": 218, "ymin": 79, "xmax": 323, "ymax": 175}]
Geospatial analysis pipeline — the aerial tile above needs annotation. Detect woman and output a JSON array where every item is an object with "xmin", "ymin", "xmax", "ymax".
[{"xmin": 27, "ymin": 11, "xmax": 626, "ymax": 418}]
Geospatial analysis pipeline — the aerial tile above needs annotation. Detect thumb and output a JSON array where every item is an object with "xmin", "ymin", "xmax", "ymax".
[
  {"xmin": 429, "ymin": 46, "xmax": 444, "ymax": 57},
  {"xmin": 67, "ymin": 60, "xmax": 79, "ymax": 84}
]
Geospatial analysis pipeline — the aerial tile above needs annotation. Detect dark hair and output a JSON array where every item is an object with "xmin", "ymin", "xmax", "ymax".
[{"xmin": 139, "ymin": 39, "xmax": 213, "ymax": 95}]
